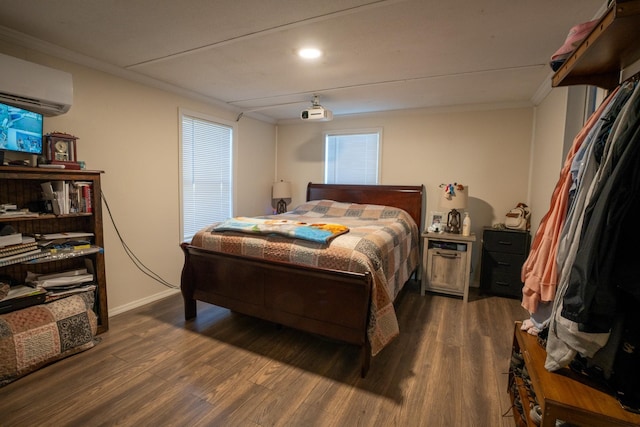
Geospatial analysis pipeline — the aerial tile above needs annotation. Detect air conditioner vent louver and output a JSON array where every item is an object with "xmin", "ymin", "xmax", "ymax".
[{"xmin": 0, "ymin": 92, "xmax": 67, "ymax": 112}]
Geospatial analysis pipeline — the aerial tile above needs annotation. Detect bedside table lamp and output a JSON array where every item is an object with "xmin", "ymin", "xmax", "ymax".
[
  {"xmin": 440, "ymin": 183, "xmax": 468, "ymax": 234},
  {"xmin": 273, "ymin": 180, "xmax": 292, "ymax": 214}
]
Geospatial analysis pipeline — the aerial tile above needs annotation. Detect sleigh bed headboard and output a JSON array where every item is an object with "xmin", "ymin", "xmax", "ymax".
[{"xmin": 306, "ymin": 182, "xmax": 424, "ymax": 228}]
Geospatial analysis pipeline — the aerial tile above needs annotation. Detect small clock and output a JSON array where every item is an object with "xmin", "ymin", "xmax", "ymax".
[
  {"xmin": 54, "ymin": 140, "xmax": 71, "ymax": 161},
  {"xmin": 45, "ymin": 132, "xmax": 79, "ymax": 167}
]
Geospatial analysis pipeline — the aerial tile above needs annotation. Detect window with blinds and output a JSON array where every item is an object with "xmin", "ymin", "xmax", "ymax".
[
  {"xmin": 180, "ymin": 112, "xmax": 233, "ymax": 241},
  {"xmin": 324, "ymin": 130, "xmax": 381, "ymax": 184}
]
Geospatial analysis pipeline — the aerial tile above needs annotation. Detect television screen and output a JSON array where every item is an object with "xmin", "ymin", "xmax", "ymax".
[{"xmin": 0, "ymin": 102, "xmax": 44, "ymax": 155}]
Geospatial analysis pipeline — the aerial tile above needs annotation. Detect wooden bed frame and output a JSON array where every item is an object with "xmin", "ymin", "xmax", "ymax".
[{"xmin": 180, "ymin": 182, "xmax": 424, "ymax": 376}]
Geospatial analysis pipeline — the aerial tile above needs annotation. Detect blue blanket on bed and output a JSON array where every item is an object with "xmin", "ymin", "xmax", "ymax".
[{"xmin": 213, "ymin": 217, "xmax": 349, "ymax": 243}]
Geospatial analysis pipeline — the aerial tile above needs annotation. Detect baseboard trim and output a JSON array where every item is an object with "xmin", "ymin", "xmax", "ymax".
[{"xmin": 108, "ymin": 288, "xmax": 180, "ymax": 317}]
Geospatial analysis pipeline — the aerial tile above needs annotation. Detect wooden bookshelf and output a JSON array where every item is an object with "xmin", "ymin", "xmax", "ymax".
[{"xmin": 0, "ymin": 166, "xmax": 108, "ymax": 333}]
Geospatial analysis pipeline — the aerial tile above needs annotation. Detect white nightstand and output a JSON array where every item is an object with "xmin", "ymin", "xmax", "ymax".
[{"xmin": 421, "ymin": 232, "xmax": 476, "ymax": 302}]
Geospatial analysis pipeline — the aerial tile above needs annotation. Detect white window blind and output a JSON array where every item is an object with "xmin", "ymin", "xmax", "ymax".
[
  {"xmin": 325, "ymin": 131, "xmax": 380, "ymax": 184},
  {"xmin": 181, "ymin": 114, "xmax": 233, "ymax": 241}
]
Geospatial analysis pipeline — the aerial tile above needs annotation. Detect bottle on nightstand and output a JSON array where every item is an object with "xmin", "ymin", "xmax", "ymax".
[{"xmin": 462, "ymin": 212, "xmax": 471, "ymax": 236}]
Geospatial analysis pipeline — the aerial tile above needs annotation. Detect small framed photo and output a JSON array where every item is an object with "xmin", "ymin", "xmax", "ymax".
[{"xmin": 428, "ymin": 211, "xmax": 445, "ymax": 233}]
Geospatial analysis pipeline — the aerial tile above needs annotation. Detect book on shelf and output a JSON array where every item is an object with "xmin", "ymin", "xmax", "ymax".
[
  {"xmin": 38, "ymin": 240, "xmax": 91, "ymax": 251},
  {"xmin": 0, "ymin": 285, "xmax": 48, "ymax": 314},
  {"xmin": 52, "ymin": 245, "xmax": 101, "ymax": 257},
  {"xmin": 25, "ymin": 245, "xmax": 102, "ymax": 264},
  {"xmin": 28, "ymin": 267, "xmax": 89, "ymax": 281},
  {"xmin": 41, "ymin": 181, "xmax": 64, "ymax": 215},
  {"xmin": 0, "ymin": 211, "xmax": 40, "ymax": 219},
  {"xmin": 74, "ymin": 181, "xmax": 93, "ymax": 213},
  {"xmin": 25, "ymin": 268, "xmax": 96, "ymax": 302},
  {"xmin": 46, "ymin": 284, "xmax": 96, "ymax": 302},
  {"xmin": 0, "ymin": 204, "xmax": 38, "ymax": 218},
  {"xmin": 40, "ymin": 180, "xmax": 94, "ymax": 215},
  {"xmin": 0, "ymin": 233, "xmax": 23, "ymax": 248},
  {"xmin": 70, "ymin": 243, "xmax": 91, "ymax": 250},
  {"xmin": 36, "ymin": 231, "xmax": 93, "ymax": 251},
  {"xmin": 0, "ymin": 249, "xmax": 48, "ymax": 267},
  {"xmin": 33, "ymin": 273, "xmax": 94, "ymax": 289},
  {"xmin": 0, "ymin": 240, "xmax": 39, "ymax": 257},
  {"xmin": 40, "ymin": 231, "xmax": 94, "ymax": 241}
]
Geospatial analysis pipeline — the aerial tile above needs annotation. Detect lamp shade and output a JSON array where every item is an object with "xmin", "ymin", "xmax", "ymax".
[
  {"xmin": 439, "ymin": 184, "xmax": 468, "ymax": 210},
  {"xmin": 272, "ymin": 181, "xmax": 292, "ymax": 199}
]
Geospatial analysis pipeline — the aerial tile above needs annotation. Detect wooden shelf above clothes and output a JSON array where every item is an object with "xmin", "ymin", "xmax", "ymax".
[{"xmin": 552, "ymin": 0, "xmax": 640, "ymax": 90}]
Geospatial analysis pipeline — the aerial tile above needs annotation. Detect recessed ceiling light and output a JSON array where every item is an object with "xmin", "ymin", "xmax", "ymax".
[{"xmin": 298, "ymin": 48, "xmax": 322, "ymax": 59}]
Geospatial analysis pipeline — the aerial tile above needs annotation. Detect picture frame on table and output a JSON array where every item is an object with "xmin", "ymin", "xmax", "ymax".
[{"xmin": 428, "ymin": 211, "xmax": 445, "ymax": 233}]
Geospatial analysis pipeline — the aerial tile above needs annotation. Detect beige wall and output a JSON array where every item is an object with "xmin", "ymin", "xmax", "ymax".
[
  {"xmin": 528, "ymin": 87, "xmax": 569, "ymax": 233},
  {"xmin": 0, "ymin": 44, "xmax": 276, "ymax": 314},
  {"xmin": 276, "ymin": 106, "xmax": 535, "ymax": 284},
  {"xmin": 1, "ymin": 42, "xmax": 570, "ymax": 307}
]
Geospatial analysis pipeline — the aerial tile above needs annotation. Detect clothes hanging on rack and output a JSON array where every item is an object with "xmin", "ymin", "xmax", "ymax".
[
  {"xmin": 522, "ymin": 84, "xmax": 635, "ymax": 336},
  {"xmin": 545, "ymin": 84, "xmax": 640, "ymax": 371},
  {"xmin": 520, "ymin": 86, "xmax": 620, "ymax": 314},
  {"xmin": 563, "ymin": 82, "xmax": 640, "ymax": 328}
]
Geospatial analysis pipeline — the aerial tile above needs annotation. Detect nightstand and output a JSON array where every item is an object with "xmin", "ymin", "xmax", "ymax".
[
  {"xmin": 479, "ymin": 228, "xmax": 531, "ymax": 298},
  {"xmin": 421, "ymin": 232, "xmax": 476, "ymax": 302}
]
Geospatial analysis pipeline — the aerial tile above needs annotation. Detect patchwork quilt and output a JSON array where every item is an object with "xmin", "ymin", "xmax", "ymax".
[
  {"xmin": 191, "ymin": 199, "xmax": 420, "ymax": 355},
  {"xmin": 0, "ymin": 291, "xmax": 98, "ymax": 387}
]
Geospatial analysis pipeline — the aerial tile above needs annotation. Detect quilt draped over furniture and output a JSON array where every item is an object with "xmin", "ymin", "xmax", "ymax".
[{"xmin": 0, "ymin": 291, "xmax": 98, "ymax": 387}]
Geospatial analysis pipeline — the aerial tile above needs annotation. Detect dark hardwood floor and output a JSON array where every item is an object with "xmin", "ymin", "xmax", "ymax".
[{"xmin": 0, "ymin": 281, "xmax": 528, "ymax": 426}]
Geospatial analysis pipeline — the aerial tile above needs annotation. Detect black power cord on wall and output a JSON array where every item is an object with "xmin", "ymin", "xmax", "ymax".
[{"xmin": 101, "ymin": 190, "xmax": 178, "ymax": 289}]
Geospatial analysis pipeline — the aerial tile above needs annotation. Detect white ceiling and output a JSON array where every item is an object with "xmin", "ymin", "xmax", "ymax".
[{"xmin": 0, "ymin": 0, "xmax": 605, "ymax": 122}]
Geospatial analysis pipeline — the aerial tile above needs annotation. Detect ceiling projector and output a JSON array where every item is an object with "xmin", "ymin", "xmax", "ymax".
[
  {"xmin": 301, "ymin": 95, "xmax": 333, "ymax": 121},
  {"xmin": 301, "ymin": 106, "xmax": 333, "ymax": 121}
]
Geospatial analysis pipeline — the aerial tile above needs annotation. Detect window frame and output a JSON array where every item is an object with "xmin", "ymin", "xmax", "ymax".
[
  {"xmin": 178, "ymin": 108, "xmax": 237, "ymax": 243},
  {"xmin": 323, "ymin": 127, "xmax": 383, "ymax": 185}
]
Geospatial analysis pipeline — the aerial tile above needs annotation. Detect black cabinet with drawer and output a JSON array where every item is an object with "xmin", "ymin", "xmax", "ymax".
[{"xmin": 480, "ymin": 228, "xmax": 531, "ymax": 298}]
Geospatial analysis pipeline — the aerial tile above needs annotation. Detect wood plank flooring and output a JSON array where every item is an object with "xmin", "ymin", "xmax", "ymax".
[{"xmin": 0, "ymin": 281, "xmax": 528, "ymax": 426}]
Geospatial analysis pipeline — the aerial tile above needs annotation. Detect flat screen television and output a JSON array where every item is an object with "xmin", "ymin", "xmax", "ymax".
[{"xmin": 0, "ymin": 101, "xmax": 44, "ymax": 155}]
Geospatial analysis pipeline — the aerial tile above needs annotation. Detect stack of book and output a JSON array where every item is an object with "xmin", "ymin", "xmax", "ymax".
[
  {"xmin": 73, "ymin": 181, "xmax": 93, "ymax": 213},
  {"xmin": 0, "ymin": 230, "xmax": 22, "ymax": 247},
  {"xmin": 0, "ymin": 235, "xmax": 47, "ymax": 267},
  {"xmin": 0, "ymin": 204, "xmax": 39, "ymax": 219},
  {"xmin": 0, "ymin": 231, "xmax": 100, "ymax": 267},
  {"xmin": 0, "ymin": 267, "xmax": 97, "ymax": 314},
  {"xmin": 34, "ymin": 232, "xmax": 99, "ymax": 260},
  {"xmin": 27, "ymin": 268, "xmax": 96, "ymax": 301},
  {"xmin": 41, "ymin": 181, "xmax": 93, "ymax": 215},
  {"xmin": 0, "ymin": 231, "xmax": 99, "ymax": 267}
]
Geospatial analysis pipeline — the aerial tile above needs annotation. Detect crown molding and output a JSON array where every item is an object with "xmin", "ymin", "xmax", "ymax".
[{"xmin": 0, "ymin": 25, "xmax": 275, "ymax": 124}]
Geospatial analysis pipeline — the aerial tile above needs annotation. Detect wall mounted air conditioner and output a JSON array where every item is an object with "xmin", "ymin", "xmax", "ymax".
[{"xmin": 0, "ymin": 53, "xmax": 73, "ymax": 116}]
